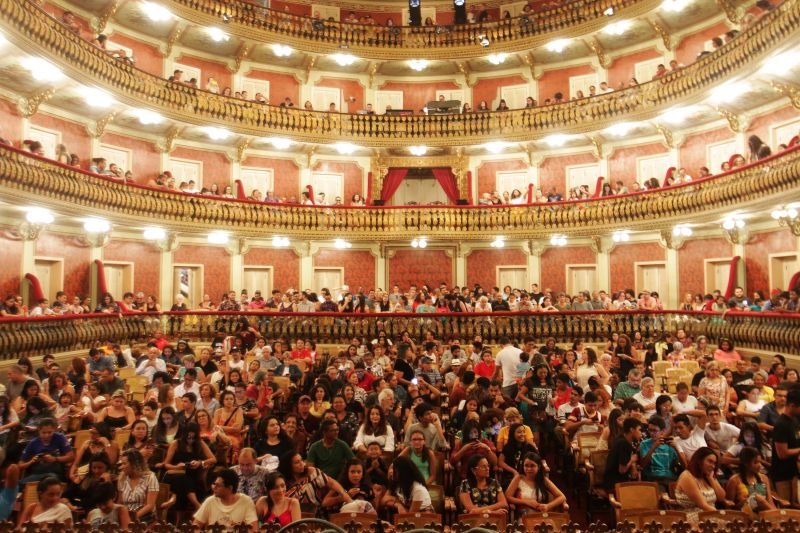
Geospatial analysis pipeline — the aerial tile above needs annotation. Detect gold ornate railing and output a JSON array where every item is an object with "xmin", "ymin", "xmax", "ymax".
[
  {"xmin": 2, "ymin": 144, "xmax": 800, "ymax": 238},
  {"xmin": 166, "ymin": 0, "xmax": 663, "ymax": 60},
  {"xmin": 0, "ymin": 0, "xmax": 797, "ymax": 145},
  {"xmin": 2, "ymin": 310, "xmax": 798, "ymax": 358}
]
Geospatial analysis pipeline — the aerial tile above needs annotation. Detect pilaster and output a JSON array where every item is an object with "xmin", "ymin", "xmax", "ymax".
[
  {"xmin": 298, "ymin": 242, "xmax": 313, "ymax": 290},
  {"xmin": 17, "ymin": 224, "xmax": 40, "ymax": 304},
  {"xmin": 455, "ymin": 244, "xmax": 467, "ymax": 287},
  {"xmin": 591, "ymin": 237, "xmax": 613, "ymax": 292},
  {"xmin": 526, "ymin": 240, "xmax": 545, "ymax": 288},
  {"xmin": 226, "ymin": 238, "xmax": 251, "ymax": 295},
  {"xmin": 658, "ymin": 229, "xmax": 686, "ymax": 309}
]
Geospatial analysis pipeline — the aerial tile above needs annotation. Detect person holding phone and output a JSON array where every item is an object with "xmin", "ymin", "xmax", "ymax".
[{"xmin": 639, "ymin": 415, "xmax": 682, "ymax": 492}]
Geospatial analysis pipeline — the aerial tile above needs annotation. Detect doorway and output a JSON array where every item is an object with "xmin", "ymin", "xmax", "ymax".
[
  {"xmin": 173, "ymin": 265, "xmax": 203, "ymax": 308},
  {"xmin": 704, "ymin": 258, "xmax": 733, "ymax": 294},
  {"xmin": 314, "ymin": 268, "xmax": 343, "ymax": 295},
  {"xmin": 770, "ymin": 253, "xmax": 799, "ymax": 292},
  {"xmin": 635, "ymin": 262, "xmax": 667, "ymax": 298},
  {"xmin": 243, "ymin": 266, "xmax": 273, "ymax": 295},
  {"xmin": 390, "ymin": 168, "xmax": 449, "ymax": 205},
  {"xmin": 497, "ymin": 267, "xmax": 528, "ymax": 291},
  {"xmin": 566, "ymin": 265, "xmax": 597, "ymax": 295},
  {"xmin": 33, "ymin": 257, "xmax": 64, "ymax": 302},
  {"xmin": 103, "ymin": 262, "xmax": 134, "ymax": 299}
]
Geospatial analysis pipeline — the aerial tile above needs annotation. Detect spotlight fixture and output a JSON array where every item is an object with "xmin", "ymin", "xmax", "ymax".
[
  {"xmin": 272, "ymin": 236, "xmax": 291, "ymax": 247},
  {"xmin": 604, "ymin": 7, "xmax": 615, "ymax": 15},
  {"xmin": 604, "ymin": 20, "xmax": 631, "ymax": 35},
  {"xmin": 487, "ymin": 53, "xmax": 508, "ymax": 65},
  {"xmin": 21, "ymin": 57, "xmax": 64, "ymax": 82},
  {"xmin": 661, "ymin": 0, "xmax": 690, "ymax": 12},
  {"xmin": 605, "ymin": 122, "xmax": 636, "ymax": 136},
  {"xmin": 409, "ymin": 146, "xmax": 428, "ymax": 156},
  {"xmin": 142, "ymin": 227, "xmax": 166, "ymax": 241},
  {"xmin": 208, "ymin": 230, "xmax": 229, "ymax": 244},
  {"xmin": 202, "ymin": 127, "xmax": 231, "ymax": 141},
  {"xmin": 142, "ymin": 1, "xmax": 173, "ymax": 22},
  {"xmin": 772, "ymin": 206, "xmax": 800, "ymax": 234},
  {"xmin": 490, "ymin": 236, "xmax": 505, "ymax": 248},
  {"xmin": 612, "ymin": 230, "xmax": 630, "ymax": 242},
  {"xmin": 271, "ymin": 44, "xmax": 293, "ymax": 57},
  {"xmin": 267, "ymin": 138, "xmax": 293, "ymax": 150},
  {"xmin": 334, "ymin": 238, "xmax": 352, "ymax": 249},
  {"xmin": 545, "ymin": 39, "xmax": 570, "ymax": 53},
  {"xmin": 333, "ymin": 142, "xmax": 357, "ymax": 155},
  {"xmin": 206, "ymin": 27, "xmax": 230, "ymax": 42},
  {"xmin": 771, "ymin": 207, "xmax": 799, "ymax": 220},
  {"xmin": 80, "ymin": 87, "xmax": 115, "ymax": 108},
  {"xmin": 484, "ymin": 141, "xmax": 508, "ymax": 154},
  {"xmin": 83, "ymin": 218, "xmax": 111, "ymax": 233},
  {"xmin": 408, "ymin": 59, "xmax": 429, "ymax": 71},
  {"xmin": 544, "ymin": 134, "xmax": 569, "ymax": 147},
  {"xmin": 411, "ymin": 238, "xmax": 428, "ymax": 248},
  {"xmin": 332, "ymin": 53, "xmax": 357, "ymax": 66},
  {"xmin": 672, "ymin": 224, "xmax": 693, "ymax": 237},
  {"xmin": 131, "ymin": 108, "xmax": 163, "ymax": 125},
  {"xmin": 25, "ymin": 207, "xmax": 54, "ymax": 225},
  {"xmin": 549, "ymin": 235, "xmax": 567, "ymax": 246}
]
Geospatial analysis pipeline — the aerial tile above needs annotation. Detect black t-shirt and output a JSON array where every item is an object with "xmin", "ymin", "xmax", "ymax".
[
  {"xmin": 770, "ymin": 414, "xmax": 800, "ymax": 481},
  {"xmin": 605, "ymin": 436, "xmax": 635, "ymax": 491},
  {"xmin": 199, "ymin": 359, "xmax": 218, "ymax": 377},
  {"xmin": 691, "ymin": 370, "xmax": 705, "ymax": 388},
  {"xmin": 394, "ymin": 359, "xmax": 415, "ymax": 382}
]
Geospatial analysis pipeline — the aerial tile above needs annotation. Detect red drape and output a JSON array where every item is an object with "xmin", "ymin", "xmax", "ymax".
[
  {"xmin": 381, "ymin": 168, "xmax": 408, "ymax": 202},
  {"xmin": 24, "ymin": 273, "xmax": 45, "ymax": 301},
  {"xmin": 724, "ymin": 256, "xmax": 741, "ymax": 299},
  {"xmin": 306, "ymin": 184, "xmax": 315, "ymax": 205},
  {"xmin": 367, "ymin": 172, "xmax": 373, "ymax": 204},
  {"xmin": 234, "ymin": 180, "xmax": 246, "ymax": 199},
  {"xmin": 95, "ymin": 259, "xmax": 108, "ymax": 295},
  {"xmin": 431, "ymin": 168, "xmax": 459, "ymax": 204},
  {"xmin": 527, "ymin": 183, "xmax": 534, "ymax": 205}
]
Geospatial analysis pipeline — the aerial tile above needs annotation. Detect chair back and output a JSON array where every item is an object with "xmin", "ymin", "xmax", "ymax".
[
  {"xmin": 614, "ymin": 481, "xmax": 660, "ymax": 511},
  {"xmin": 588, "ymin": 450, "xmax": 609, "ymax": 490},
  {"xmin": 758, "ymin": 509, "xmax": 800, "ymax": 524},
  {"xmin": 696, "ymin": 509, "xmax": 751, "ymax": 525},
  {"xmin": 118, "ymin": 367, "xmax": 136, "ymax": 379},
  {"xmin": 576, "ymin": 431, "xmax": 602, "ymax": 462},
  {"xmin": 457, "ymin": 511, "xmax": 507, "ymax": 531},
  {"xmin": 394, "ymin": 512, "xmax": 442, "ymax": 529},
  {"xmin": 155, "ymin": 481, "xmax": 174, "ymax": 521},
  {"xmin": 114, "ymin": 428, "xmax": 131, "ymax": 449},
  {"xmin": 678, "ymin": 360, "xmax": 699, "ymax": 374},
  {"xmin": 328, "ymin": 512, "xmax": 378, "ymax": 529},
  {"xmin": 428, "ymin": 483, "xmax": 445, "ymax": 515},
  {"xmin": 635, "ymin": 510, "xmax": 690, "ymax": 528},
  {"xmin": 522, "ymin": 511, "xmax": 571, "ymax": 530},
  {"xmin": 23, "ymin": 482, "xmax": 38, "ymax": 510},
  {"xmin": 72, "ymin": 429, "xmax": 91, "ymax": 451}
]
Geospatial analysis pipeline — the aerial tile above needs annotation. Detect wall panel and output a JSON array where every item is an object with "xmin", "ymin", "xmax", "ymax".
[
  {"xmin": 609, "ymin": 242, "xmax": 665, "ymax": 293},
  {"xmin": 540, "ymin": 246, "xmax": 596, "ymax": 292},
  {"xmin": 173, "ymin": 244, "xmax": 230, "ymax": 302},
  {"xmin": 35, "ymin": 232, "xmax": 91, "ymax": 298},
  {"xmin": 466, "ymin": 248, "xmax": 527, "ymax": 290},
  {"xmin": 476, "ymin": 159, "xmax": 528, "ymax": 197},
  {"xmin": 244, "ymin": 248, "xmax": 300, "ymax": 290},
  {"xmin": 103, "ymin": 239, "xmax": 161, "ymax": 297},
  {"xmin": 744, "ymin": 230, "xmax": 797, "ymax": 294},
  {"xmin": 99, "ymin": 132, "xmax": 161, "ymax": 183},
  {"xmin": 678, "ymin": 237, "xmax": 732, "ymax": 297},
  {"xmin": 314, "ymin": 249, "xmax": 376, "ymax": 292},
  {"xmin": 377, "ymin": 80, "xmax": 461, "ymax": 115},
  {"xmin": 538, "ymin": 152, "xmax": 597, "ymax": 195},
  {"xmin": 0, "ymin": 232, "xmax": 23, "ymax": 297},
  {"xmin": 388, "ymin": 249, "xmax": 454, "ymax": 289}
]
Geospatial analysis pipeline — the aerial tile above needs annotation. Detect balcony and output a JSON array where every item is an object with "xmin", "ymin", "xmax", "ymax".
[
  {"xmin": 1, "ymin": 310, "xmax": 797, "ymax": 358},
  {"xmin": 1, "ymin": 0, "xmax": 797, "ymax": 146}
]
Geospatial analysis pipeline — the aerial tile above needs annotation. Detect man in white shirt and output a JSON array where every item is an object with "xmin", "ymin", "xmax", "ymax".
[
  {"xmin": 173, "ymin": 369, "xmax": 201, "ymax": 407},
  {"xmin": 565, "ymin": 391, "xmax": 605, "ymax": 442},
  {"xmin": 673, "ymin": 412, "xmax": 708, "ymax": 464},
  {"xmin": 493, "ymin": 336, "xmax": 523, "ymax": 398},
  {"xmin": 194, "ymin": 469, "xmax": 258, "ymax": 532},
  {"xmin": 671, "ymin": 383, "xmax": 703, "ymax": 416},
  {"xmin": 703, "ymin": 404, "xmax": 740, "ymax": 452},
  {"xmin": 135, "ymin": 347, "xmax": 167, "ymax": 383},
  {"xmin": 599, "ymin": 81, "xmax": 614, "ymax": 93}
]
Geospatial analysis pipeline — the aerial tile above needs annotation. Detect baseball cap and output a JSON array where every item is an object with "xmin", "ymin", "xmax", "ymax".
[
  {"xmin": 299, "ymin": 395, "xmax": 312, "ymax": 402},
  {"xmin": 451, "ymin": 359, "xmax": 463, "ymax": 366},
  {"xmin": 420, "ymin": 356, "xmax": 433, "ymax": 364}
]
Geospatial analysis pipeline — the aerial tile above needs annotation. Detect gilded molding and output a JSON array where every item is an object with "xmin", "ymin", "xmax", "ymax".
[
  {"xmin": 715, "ymin": 107, "xmax": 750, "ymax": 133},
  {"xmin": 15, "ymin": 221, "xmax": 44, "ymax": 241},
  {"xmin": 722, "ymin": 225, "xmax": 750, "ymax": 245},
  {"xmin": 647, "ymin": 17, "xmax": 672, "ymax": 51},
  {"xmin": 367, "ymin": 62, "xmax": 379, "ymax": 89},
  {"xmin": 162, "ymin": 21, "xmax": 187, "ymax": 57},
  {"xmin": 715, "ymin": 0, "xmax": 742, "ymax": 23},
  {"xmin": 93, "ymin": 0, "xmax": 119, "ymax": 34},
  {"xmin": 154, "ymin": 232, "xmax": 179, "ymax": 252},
  {"xmin": 658, "ymin": 229, "xmax": 685, "ymax": 250},
  {"xmin": 17, "ymin": 88, "xmax": 55, "ymax": 118},
  {"xmin": 589, "ymin": 136, "xmax": 608, "ymax": 160},
  {"xmin": 302, "ymin": 56, "xmax": 317, "ymax": 84},
  {"xmin": 226, "ymin": 237, "xmax": 250, "ymax": 256},
  {"xmin": 457, "ymin": 61, "xmax": 474, "ymax": 88},
  {"xmin": 526, "ymin": 240, "xmax": 546, "ymax": 257},
  {"xmin": 518, "ymin": 52, "xmax": 542, "ymax": 81},
  {"xmin": 229, "ymin": 44, "xmax": 251, "ymax": 74},
  {"xmin": 86, "ymin": 112, "xmax": 117, "ymax": 139},
  {"xmin": 234, "ymin": 138, "xmax": 251, "ymax": 163},
  {"xmin": 585, "ymin": 38, "xmax": 611, "ymax": 70},
  {"xmin": 770, "ymin": 81, "xmax": 800, "ymax": 110},
  {"xmin": 80, "ymin": 232, "xmax": 111, "ymax": 248},
  {"xmin": 157, "ymin": 126, "xmax": 184, "ymax": 154}
]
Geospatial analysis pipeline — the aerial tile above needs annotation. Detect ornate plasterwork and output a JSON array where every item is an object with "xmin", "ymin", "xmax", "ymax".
[
  {"xmin": 715, "ymin": 0, "xmax": 741, "ymax": 23},
  {"xmin": 86, "ymin": 112, "xmax": 117, "ymax": 139},
  {"xmin": 153, "ymin": 232, "xmax": 179, "ymax": 252},
  {"xmin": 16, "ymin": 221, "xmax": 44, "ymax": 241},
  {"xmin": 585, "ymin": 38, "xmax": 611, "ymax": 70},
  {"xmin": 456, "ymin": 61, "xmax": 475, "ymax": 87},
  {"xmin": 722, "ymin": 225, "xmax": 750, "ymax": 245},
  {"xmin": 372, "ymin": 154, "xmax": 470, "ymax": 200},
  {"xmin": 233, "ymin": 138, "xmax": 251, "ymax": 163},
  {"xmin": 518, "ymin": 52, "xmax": 542, "ymax": 81},
  {"xmin": 80, "ymin": 232, "xmax": 111, "ymax": 248},
  {"xmin": 526, "ymin": 240, "xmax": 546, "ymax": 257},
  {"xmin": 157, "ymin": 126, "xmax": 184, "ymax": 154},
  {"xmin": 17, "ymin": 88, "xmax": 55, "ymax": 118},
  {"xmin": 770, "ymin": 81, "xmax": 800, "ymax": 110},
  {"xmin": 658, "ymin": 229, "xmax": 685, "ymax": 250},
  {"xmin": 715, "ymin": 107, "xmax": 750, "ymax": 133},
  {"xmin": 654, "ymin": 123, "xmax": 684, "ymax": 150},
  {"xmin": 225, "ymin": 237, "xmax": 250, "ymax": 256},
  {"xmin": 302, "ymin": 56, "xmax": 317, "ymax": 84},
  {"xmin": 229, "ymin": 44, "xmax": 251, "ymax": 74},
  {"xmin": 93, "ymin": 0, "xmax": 119, "ymax": 33},
  {"xmin": 162, "ymin": 21, "xmax": 187, "ymax": 57},
  {"xmin": 647, "ymin": 17, "xmax": 672, "ymax": 51}
]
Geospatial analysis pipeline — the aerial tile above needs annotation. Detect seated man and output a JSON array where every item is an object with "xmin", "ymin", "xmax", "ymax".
[
  {"xmin": 19, "ymin": 418, "xmax": 75, "ymax": 484},
  {"xmin": 639, "ymin": 415, "xmax": 682, "ymax": 491},
  {"xmin": 194, "ymin": 469, "xmax": 258, "ymax": 532}
]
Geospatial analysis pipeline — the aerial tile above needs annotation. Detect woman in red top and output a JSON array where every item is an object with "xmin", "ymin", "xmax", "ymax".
[
  {"xmin": 256, "ymin": 472, "xmax": 301, "ymax": 527},
  {"xmin": 552, "ymin": 373, "xmax": 573, "ymax": 411},
  {"xmin": 474, "ymin": 349, "xmax": 496, "ymax": 378}
]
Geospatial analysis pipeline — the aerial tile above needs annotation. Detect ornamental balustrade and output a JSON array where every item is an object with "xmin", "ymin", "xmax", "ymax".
[
  {"xmin": 0, "ymin": 0, "xmax": 797, "ymax": 145},
  {"xmin": 1, "ymin": 310, "xmax": 798, "ymax": 358}
]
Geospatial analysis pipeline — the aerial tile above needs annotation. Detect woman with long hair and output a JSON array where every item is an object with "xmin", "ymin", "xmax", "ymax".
[
  {"xmin": 613, "ymin": 334, "xmax": 640, "ymax": 379},
  {"xmin": 575, "ymin": 347, "xmax": 609, "ymax": 390},
  {"xmin": 196, "ymin": 408, "xmax": 230, "ymax": 458},
  {"xmin": 321, "ymin": 458, "xmax": 374, "ymax": 510},
  {"xmin": 162, "ymin": 422, "xmax": 216, "ymax": 510},
  {"xmin": 506, "ymin": 452, "xmax": 566, "ymax": 514},
  {"xmin": 596, "ymin": 408, "xmax": 625, "ymax": 451},
  {"xmin": 278, "ymin": 451, "xmax": 352, "ymax": 513},
  {"xmin": 398, "ymin": 429, "xmax": 437, "ymax": 485},
  {"xmin": 212, "ymin": 390, "xmax": 244, "ymax": 458},
  {"xmin": 254, "ymin": 415, "xmax": 294, "ymax": 462},
  {"xmin": 151, "ymin": 406, "xmax": 180, "ymax": 446},
  {"xmin": 498, "ymin": 423, "xmax": 539, "ymax": 487},
  {"xmin": 725, "ymin": 446, "xmax": 775, "ymax": 516},
  {"xmin": 452, "ymin": 419, "xmax": 497, "ymax": 477},
  {"xmin": 674, "ymin": 447, "xmax": 730, "ymax": 523},
  {"xmin": 353, "ymin": 406, "xmax": 395, "ymax": 453},
  {"xmin": 124, "ymin": 419, "xmax": 154, "ymax": 462},
  {"xmin": 117, "ymin": 449, "xmax": 159, "ymax": 521},
  {"xmin": 256, "ymin": 472, "xmax": 301, "ymax": 526},
  {"xmin": 382, "ymin": 456, "xmax": 434, "ymax": 513},
  {"xmin": 17, "ymin": 476, "xmax": 72, "ymax": 527},
  {"xmin": 458, "ymin": 454, "xmax": 508, "ymax": 514}
]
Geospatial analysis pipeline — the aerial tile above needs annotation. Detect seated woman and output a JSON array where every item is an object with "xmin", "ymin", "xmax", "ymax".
[
  {"xmin": 459, "ymin": 455, "xmax": 508, "ymax": 515},
  {"xmin": 254, "ymin": 415, "xmax": 294, "ymax": 463},
  {"xmin": 256, "ymin": 472, "xmax": 301, "ymax": 527},
  {"xmin": 87, "ymin": 481, "xmax": 131, "ymax": 529},
  {"xmin": 124, "ymin": 419, "xmax": 155, "ymax": 464},
  {"xmin": 498, "ymin": 423, "xmax": 538, "ymax": 487},
  {"xmin": 279, "ymin": 451, "xmax": 353, "ymax": 515},
  {"xmin": 68, "ymin": 422, "xmax": 118, "ymax": 486},
  {"xmin": 736, "ymin": 385, "xmax": 766, "ymax": 420},
  {"xmin": 721, "ymin": 421, "xmax": 771, "ymax": 470},
  {"xmin": 674, "ymin": 447, "xmax": 731, "ymax": 523},
  {"xmin": 162, "ymin": 422, "xmax": 216, "ymax": 510},
  {"xmin": 18, "ymin": 476, "xmax": 72, "ymax": 527},
  {"xmin": 724, "ymin": 446, "xmax": 776, "ymax": 517},
  {"xmin": 506, "ymin": 452, "xmax": 566, "ymax": 515},
  {"xmin": 117, "ymin": 449, "xmax": 159, "ymax": 522},
  {"xmin": 322, "ymin": 458, "xmax": 374, "ymax": 512},
  {"xmin": 380, "ymin": 456, "xmax": 434, "ymax": 514},
  {"xmin": 452, "ymin": 419, "xmax": 497, "ymax": 478},
  {"xmin": 353, "ymin": 406, "xmax": 395, "ymax": 454},
  {"xmin": 64, "ymin": 452, "xmax": 112, "ymax": 511},
  {"xmin": 398, "ymin": 429, "xmax": 437, "ymax": 486}
]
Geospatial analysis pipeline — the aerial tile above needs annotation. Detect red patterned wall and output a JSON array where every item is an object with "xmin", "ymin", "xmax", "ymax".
[
  {"xmin": 100, "ymin": 132, "xmax": 161, "ymax": 183},
  {"xmin": 29, "ymin": 113, "xmax": 91, "ymax": 168},
  {"xmin": 43, "ymin": 3, "xmax": 90, "ymax": 37},
  {"xmin": 680, "ymin": 127, "xmax": 734, "ymax": 175},
  {"xmin": 0, "ymin": 232, "xmax": 23, "ymax": 297},
  {"xmin": 312, "ymin": 161, "xmax": 364, "ymax": 203},
  {"xmin": 170, "ymin": 146, "xmax": 231, "ymax": 190},
  {"xmin": 270, "ymin": 0, "xmax": 311, "ymax": 15},
  {"xmin": 174, "ymin": 54, "xmax": 232, "ymax": 91},
  {"xmin": 747, "ymin": 106, "xmax": 800, "ymax": 145},
  {"xmin": 609, "ymin": 242, "xmax": 665, "ymax": 293},
  {"xmin": 35, "ymin": 232, "xmax": 91, "ymax": 298},
  {"xmin": 744, "ymin": 230, "xmax": 797, "ymax": 294},
  {"xmin": 241, "ymin": 156, "xmax": 300, "ymax": 199},
  {"xmin": 476, "ymin": 159, "xmax": 528, "ymax": 196},
  {"xmin": 538, "ymin": 64, "xmax": 595, "ymax": 101},
  {"xmin": 388, "ymin": 249, "xmax": 454, "ymax": 289},
  {"xmin": 466, "ymin": 248, "xmax": 527, "ymax": 290},
  {"xmin": 244, "ymin": 248, "xmax": 300, "ymax": 290},
  {"xmin": 107, "ymin": 32, "xmax": 164, "ymax": 76},
  {"xmin": 472, "ymin": 75, "xmax": 529, "ymax": 109},
  {"xmin": 243, "ymin": 69, "xmax": 301, "ymax": 107},
  {"xmin": 173, "ymin": 244, "xmax": 231, "ymax": 302},
  {"xmin": 678, "ymin": 237, "xmax": 732, "ymax": 297},
  {"xmin": 607, "ymin": 48, "xmax": 662, "ymax": 88},
  {"xmin": 378, "ymin": 81, "xmax": 460, "ymax": 115},
  {"xmin": 103, "ymin": 239, "xmax": 161, "ymax": 297},
  {"xmin": 538, "ymin": 152, "xmax": 597, "ymax": 194},
  {"xmin": 0, "ymin": 97, "xmax": 22, "ymax": 143},
  {"xmin": 539, "ymin": 246, "xmax": 596, "ymax": 292},
  {"xmin": 315, "ymin": 78, "xmax": 366, "ymax": 113},
  {"xmin": 314, "ymin": 249, "xmax": 376, "ymax": 292},
  {"xmin": 609, "ymin": 142, "xmax": 669, "ymax": 184},
  {"xmin": 675, "ymin": 21, "xmax": 730, "ymax": 65}
]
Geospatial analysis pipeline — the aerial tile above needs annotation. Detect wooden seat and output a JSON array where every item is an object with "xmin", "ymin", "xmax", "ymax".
[
  {"xmin": 457, "ymin": 511, "xmax": 507, "ymax": 531},
  {"xmin": 758, "ymin": 508, "xmax": 800, "ymax": 524},
  {"xmin": 126, "ymin": 375, "xmax": 148, "ymax": 389},
  {"xmin": 585, "ymin": 450, "xmax": 609, "ymax": 522},
  {"xmin": 329, "ymin": 512, "xmax": 378, "ymax": 529},
  {"xmin": 678, "ymin": 360, "xmax": 699, "ymax": 374},
  {"xmin": 72, "ymin": 429, "xmax": 91, "ymax": 451},
  {"xmin": 23, "ymin": 482, "xmax": 38, "ymax": 510},
  {"xmin": 696, "ymin": 509, "xmax": 751, "ymax": 524},
  {"xmin": 394, "ymin": 512, "xmax": 442, "ymax": 529},
  {"xmin": 631, "ymin": 510, "xmax": 689, "ymax": 528},
  {"xmin": 665, "ymin": 367, "xmax": 689, "ymax": 379},
  {"xmin": 653, "ymin": 361, "xmax": 671, "ymax": 378},
  {"xmin": 521, "ymin": 511, "xmax": 571, "ymax": 530},
  {"xmin": 574, "ymin": 431, "xmax": 601, "ymax": 463},
  {"xmin": 156, "ymin": 482, "xmax": 175, "ymax": 521},
  {"xmin": 118, "ymin": 367, "xmax": 136, "ymax": 379},
  {"xmin": 114, "ymin": 428, "xmax": 131, "ymax": 449},
  {"xmin": 609, "ymin": 481, "xmax": 661, "ymax": 523}
]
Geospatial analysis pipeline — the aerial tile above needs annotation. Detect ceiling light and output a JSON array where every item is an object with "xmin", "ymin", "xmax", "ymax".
[
  {"xmin": 142, "ymin": 1, "xmax": 173, "ymax": 22},
  {"xmin": 672, "ymin": 224, "xmax": 693, "ymax": 237},
  {"xmin": 267, "ymin": 138, "xmax": 293, "ymax": 150},
  {"xmin": 408, "ymin": 59, "xmax": 429, "ymax": 71},
  {"xmin": 550, "ymin": 235, "xmax": 568, "ymax": 246},
  {"xmin": 271, "ymin": 44, "xmax": 293, "ymax": 57},
  {"xmin": 661, "ymin": 0, "xmax": 690, "ymax": 12},
  {"xmin": 546, "ymin": 39, "xmax": 570, "ymax": 53},
  {"xmin": 142, "ymin": 227, "xmax": 166, "ymax": 240},
  {"xmin": 25, "ymin": 207, "xmax": 54, "ymax": 225},
  {"xmin": 411, "ymin": 238, "xmax": 428, "ymax": 248},
  {"xmin": 612, "ymin": 230, "xmax": 630, "ymax": 242},
  {"xmin": 131, "ymin": 108, "xmax": 163, "ymax": 125},
  {"xmin": 545, "ymin": 134, "xmax": 570, "ymax": 147},
  {"xmin": 206, "ymin": 27, "xmax": 230, "ymax": 42},
  {"xmin": 660, "ymin": 106, "xmax": 698, "ymax": 125},
  {"xmin": 605, "ymin": 122, "xmax": 636, "ymax": 136},
  {"xmin": 272, "ymin": 236, "xmax": 290, "ymax": 247},
  {"xmin": 202, "ymin": 127, "xmax": 231, "ymax": 140},
  {"xmin": 709, "ymin": 82, "xmax": 748, "ymax": 104},
  {"xmin": 21, "ymin": 57, "xmax": 64, "ymax": 82},
  {"xmin": 83, "ymin": 218, "xmax": 110, "ymax": 233},
  {"xmin": 332, "ymin": 53, "xmax": 356, "ymax": 66},
  {"xmin": 0, "ymin": 32, "xmax": 7, "ymax": 45},
  {"xmin": 80, "ymin": 87, "xmax": 115, "ymax": 108},
  {"xmin": 604, "ymin": 20, "xmax": 631, "ymax": 35},
  {"xmin": 771, "ymin": 207, "xmax": 798, "ymax": 219},
  {"xmin": 409, "ymin": 146, "xmax": 428, "ymax": 156},
  {"xmin": 604, "ymin": 7, "xmax": 615, "ymax": 15},
  {"xmin": 208, "ymin": 230, "xmax": 229, "ymax": 244},
  {"xmin": 333, "ymin": 142, "xmax": 357, "ymax": 155},
  {"xmin": 334, "ymin": 238, "xmax": 352, "ymax": 249},
  {"xmin": 490, "ymin": 236, "xmax": 505, "ymax": 248},
  {"xmin": 487, "ymin": 53, "xmax": 508, "ymax": 65},
  {"xmin": 484, "ymin": 141, "xmax": 509, "ymax": 154},
  {"xmin": 722, "ymin": 217, "xmax": 745, "ymax": 230},
  {"xmin": 761, "ymin": 51, "xmax": 800, "ymax": 76}
]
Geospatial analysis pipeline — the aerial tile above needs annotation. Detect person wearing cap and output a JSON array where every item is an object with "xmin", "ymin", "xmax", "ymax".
[
  {"xmin": 443, "ymin": 358, "xmax": 463, "ymax": 389},
  {"xmin": 415, "ymin": 357, "xmax": 442, "ymax": 387}
]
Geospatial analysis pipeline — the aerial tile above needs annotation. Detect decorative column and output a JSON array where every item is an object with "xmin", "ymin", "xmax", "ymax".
[
  {"xmin": 591, "ymin": 236, "xmax": 614, "ymax": 293},
  {"xmin": 230, "ymin": 139, "xmax": 251, "ymax": 189},
  {"xmin": 296, "ymin": 242, "xmax": 313, "ymax": 290},
  {"xmin": 659, "ymin": 230, "xmax": 686, "ymax": 309},
  {"xmin": 526, "ymin": 240, "xmax": 545, "ymax": 288},
  {"xmin": 16, "ymin": 221, "xmax": 45, "ymax": 304},
  {"xmin": 375, "ymin": 244, "xmax": 387, "ymax": 290},
  {"xmin": 455, "ymin": 244, "xmax": 467, "ymax": 287},
  {"xmin": 152, "ymin": 233, "xmax": 178, "ymax": 310},
  {"xmin": 80, "ymin": 231, "xmax": 111, "ymax": 302},
  {"xmin": 655, "ymin": 124, "xmax": 685, "ymax": 169},
  {"xmin": 590, "ymin": 137, "xmax": 611, "ymax": 180},
  {"xmin": 226, "ymin": 238, "xmax": 250, "ymax": 295},
  {"xmin": 716, "ymin": 108, "xmax": 751, "ymax": 155}
]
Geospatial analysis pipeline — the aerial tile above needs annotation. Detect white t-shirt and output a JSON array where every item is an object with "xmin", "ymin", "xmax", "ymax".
[
  {"xmin": 495, "ymin": 345, "xmax": 523, "ymax": 388},
  {"xmin": 676, "ymin": 426, "xmax": 707, "ymax": 462},
  {"xmin": 705, "ymin": 423, "xmax": 740, "ymax": 452},
  {"xmin": 671, "ymin": 395, "xmax": 698, "ymax": 414},
  {"xmin": 403, "ymin": 482, "xmax": 432, "ymax": 510},
  {"xmin": 194, "ymin": 494, "xmax": 257, "ymax": 528},
  {"xmin": 632, "ymin": 392, "xmax": 658, "ymax": 418}
]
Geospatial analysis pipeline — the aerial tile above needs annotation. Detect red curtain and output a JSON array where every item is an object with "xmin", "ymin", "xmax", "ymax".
[
  {"xmin": 381, "ymin": 168, "xmax": 408, "ymax": 202},
  {"xmin": 431, "ymin": 168, "xmax": 459, "ymax": 204}
]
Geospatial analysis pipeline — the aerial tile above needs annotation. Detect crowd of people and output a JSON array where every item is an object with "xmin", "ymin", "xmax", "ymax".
[{"xmin": 0, "ymin": 279, "xmax": 799, "ymax": 530}]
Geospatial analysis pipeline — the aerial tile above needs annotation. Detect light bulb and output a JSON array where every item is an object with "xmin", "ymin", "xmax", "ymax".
[
  {"xmin": 25, "ymin": 207, "xmax": 54, "ymax": 225},
  {"xmin": 83, "ymin": 218, "xmax": 110, "ymax": 233},
  {"xmin": 143, "ymin": 228, "xmax": 166, "ymax": 241}
]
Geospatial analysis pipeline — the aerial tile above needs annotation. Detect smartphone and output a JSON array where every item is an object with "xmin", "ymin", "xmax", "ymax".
[{"xmin": 411, "ymin": 378, "xmax": 419, "ymax": 385}]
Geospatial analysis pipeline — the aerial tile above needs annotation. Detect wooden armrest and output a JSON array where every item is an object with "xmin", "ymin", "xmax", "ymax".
[
  {"xmin": 609, "ymin": 496, "xmax": 622, "ymax": 509},
  {"xmin": 584, "ymin": 460, "xmax": 594, "ymax": 471}
]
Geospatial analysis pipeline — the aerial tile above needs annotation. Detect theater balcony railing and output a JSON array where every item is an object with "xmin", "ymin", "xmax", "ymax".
[
  {"xmin": 1, "ymin": 310, "xmax": 798, "ymax": 358},
  {"xmin": 1, "ymin": 144, "xmax": 799, "ymax": 239},
  {"xmin": 0, "ymin": 0, "xmax": 798, "ymax": 145},
  {"xmin": 164, "ymin": 0, "xmax": 664, "ymax": 60}
]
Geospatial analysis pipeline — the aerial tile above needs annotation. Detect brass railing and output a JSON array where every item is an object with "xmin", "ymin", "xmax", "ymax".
[
  {"xmin": 166, "ymin": 0, "xmax": 663, "ymax": 60},
  {"xmin": 2, "ymin": 310, "xmax": 798, "ymax": 358},
  {"xmin": 0, "ymin": 0, "xmax": 797, "ymax": 145},
  {"xmin": 1, "ymin": 144, "xmax": 799, "ymax": 239}
]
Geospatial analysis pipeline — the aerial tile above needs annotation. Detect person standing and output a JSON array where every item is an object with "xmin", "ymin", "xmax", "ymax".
[
  {"xmin": 770, "ymin": 386, "xmax": 800, "ymax": 499},
  {"xmin": 494, "ymin": 337, "xmax": 523, "ymax": 399}
]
